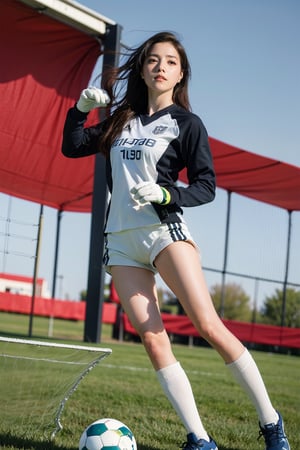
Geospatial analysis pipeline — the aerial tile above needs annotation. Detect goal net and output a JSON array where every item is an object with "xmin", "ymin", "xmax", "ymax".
[{"xmin": 0, "ymin": 336, "xmax": 112, "ymax": 442}]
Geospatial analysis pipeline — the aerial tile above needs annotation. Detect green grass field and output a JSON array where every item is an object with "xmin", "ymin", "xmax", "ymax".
[{"xmin": 0, "ymin": 312, "xmax": 299, "ymax": 450}]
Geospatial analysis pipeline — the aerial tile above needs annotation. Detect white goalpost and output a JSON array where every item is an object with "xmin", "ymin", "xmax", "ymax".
[{"xmin": 0, "ymin": 336, "xmax": 112, "ymax": 440}]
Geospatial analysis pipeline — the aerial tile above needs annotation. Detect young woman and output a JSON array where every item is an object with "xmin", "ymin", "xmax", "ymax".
[{"xmin": 62, "ymin": 31, "xmax": 290, "ymax": 450}]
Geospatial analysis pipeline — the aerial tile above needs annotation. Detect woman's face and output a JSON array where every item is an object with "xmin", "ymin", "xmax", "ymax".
[{"xmin": 141, "ymin": 42, "xmax": 183, "ymax": 98}]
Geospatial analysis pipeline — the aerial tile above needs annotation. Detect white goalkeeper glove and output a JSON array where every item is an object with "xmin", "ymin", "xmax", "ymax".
[
  {"xmin": 131, "ymin": 181, "xmax": 171, "ymax": 205},
  {"xmin": 76, "ymin": 86, "xmax": 110, "ymax": 113}
]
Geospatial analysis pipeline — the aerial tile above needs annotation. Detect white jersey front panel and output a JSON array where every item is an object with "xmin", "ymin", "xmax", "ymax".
[{"xmin": 105, "ymin": 113, "xmax": 179, "ymax": 232}]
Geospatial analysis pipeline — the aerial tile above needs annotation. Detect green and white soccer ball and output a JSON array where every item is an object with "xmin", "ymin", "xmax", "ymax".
[{"xmin": 79, "ymin": 418, "xmax": 137, "ymax": 450}]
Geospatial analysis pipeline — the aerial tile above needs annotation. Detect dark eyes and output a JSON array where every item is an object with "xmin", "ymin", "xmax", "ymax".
[{"xmin": 147, "ymin": 57, "xmax": 177, "ymax": 65}]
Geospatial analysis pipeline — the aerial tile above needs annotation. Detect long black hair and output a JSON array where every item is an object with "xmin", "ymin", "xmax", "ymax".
[{"xmin": 99, "ymin": 31, "xmax": 191, "ymax": 156}]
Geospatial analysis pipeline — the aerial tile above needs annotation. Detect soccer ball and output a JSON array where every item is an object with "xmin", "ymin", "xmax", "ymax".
[{"xmin": 79, "ymin": 418, "xmax": 137, "ymax": 450}]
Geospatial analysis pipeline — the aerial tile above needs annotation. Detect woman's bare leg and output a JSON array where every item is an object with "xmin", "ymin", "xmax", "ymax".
[
  {"xmin": 110, "ymin": 265, "xmax": 211, "ymax": 440},
  {"xmin": 154, "ymin": 241, "xmax": 278, "ymax": 426},
  {"xmin": 110, "ymin": 265, "xmax": 176, "ymax": 369},
  {"xmin": 154, "ymin": 241, "xmax": 244, "ymax": 363}
]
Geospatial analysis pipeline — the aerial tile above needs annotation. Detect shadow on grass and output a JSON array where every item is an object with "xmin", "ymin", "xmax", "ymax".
[
  {"xmin": 0, "ymin": 434, "xmax": 242, "ymax": 450},
  {"xmin": 0, "ymin": 330, "xmax": 67, "ymax": 342},
  {"xmin": 137, "ymin": 443, "xmax": 240, "ymax": 450},
  {"xmin": 0, "ymin": 330, "xmax": 29, "ymax": 338},
  {"xmin": 0, "ymin": 433, "xmax": 77, "ymax": 450}
]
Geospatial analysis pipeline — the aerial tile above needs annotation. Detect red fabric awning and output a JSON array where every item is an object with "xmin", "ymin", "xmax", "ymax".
[
  {"xmin": 211, "ymin": 138, "xmax": 300, "ymax": 211},
  {"xmin": 180, "ymin": 137, "xmax": 300, "ymax": 211},
  {"xmin": 0, "ymin": 0, "xmax": 300, "ymax": 212},
  {"xmin": 0, "ymin": 0, "xmax": 100, "ymax": 212}
]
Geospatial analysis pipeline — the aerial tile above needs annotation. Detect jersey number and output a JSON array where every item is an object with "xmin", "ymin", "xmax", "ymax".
[{"xmin": 120, "ymin": 149, "xmax": 141, "ymax": 160}]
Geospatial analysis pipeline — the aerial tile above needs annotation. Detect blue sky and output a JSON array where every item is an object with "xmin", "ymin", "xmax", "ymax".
[{"xmin": 0, "ymin": 0, "xmax": 299, "ymax": 308}]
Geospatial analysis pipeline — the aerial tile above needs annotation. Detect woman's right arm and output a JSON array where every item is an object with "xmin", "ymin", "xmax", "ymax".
[{"xmin": 61, "ymin": 106, "xmax": 103, "ymax": 158}]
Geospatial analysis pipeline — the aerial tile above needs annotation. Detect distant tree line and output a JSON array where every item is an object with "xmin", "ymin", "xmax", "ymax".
[{"xmin": 210, "ymin": 283, "xmax": 300, "ymax": 328}]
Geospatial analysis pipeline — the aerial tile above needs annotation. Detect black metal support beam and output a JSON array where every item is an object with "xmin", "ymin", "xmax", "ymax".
[
  {"xmin": 219, "ymin": 190, "xmax": 232, "ymax": 318},
  {"xmin": 281, "ymin": 210, "xmax": 293, "ymax": 327},
  {"xmin": 51, "ymin": 209, "xmax": 63, "ymax": 299},
  {"xmin": 28, "ymin": 204, "xmax": 44, "ymax": 337},
  {"xmin": 84, "ymin": 23, "xmax": 122, "ymax": 343},
  {"xmin": 48, "ymin": 208, "xmax": 63, "ymax": 337}
]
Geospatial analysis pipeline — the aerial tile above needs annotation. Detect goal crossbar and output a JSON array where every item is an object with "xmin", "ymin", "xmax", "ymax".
[{"xmin": 0, "ymin": 335, "xmax": 112, "ymax": 353}]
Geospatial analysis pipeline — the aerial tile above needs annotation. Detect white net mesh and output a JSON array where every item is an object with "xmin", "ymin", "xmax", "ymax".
[{"xmin": 0, "ymin": 336, "xmax": 111, "ymax": 441}]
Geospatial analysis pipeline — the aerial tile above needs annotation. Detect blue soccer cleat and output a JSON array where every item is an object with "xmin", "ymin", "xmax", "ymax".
[
  {"xmin": 181, "ymin": 432, "xmax": 218, "ymax": 450},
  {"xmin": 258, "ymin": 412, "xmax": 290, "ymax": 450}
]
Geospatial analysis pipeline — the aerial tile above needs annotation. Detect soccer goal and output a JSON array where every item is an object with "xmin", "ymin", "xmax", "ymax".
[{"xmin": 0, "ymin": 336, "xmax": 112, "ymax": 441}]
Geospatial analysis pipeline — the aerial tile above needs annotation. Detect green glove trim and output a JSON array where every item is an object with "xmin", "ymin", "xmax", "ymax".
[{"xmin": 160, "ymin": 187, "xmax": 171, "ymax": 205}]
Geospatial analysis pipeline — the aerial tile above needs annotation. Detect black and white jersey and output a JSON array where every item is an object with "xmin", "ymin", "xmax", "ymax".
[{"xmin": 62, "ymin": 104, "xmax": 216, "ymax": 232}]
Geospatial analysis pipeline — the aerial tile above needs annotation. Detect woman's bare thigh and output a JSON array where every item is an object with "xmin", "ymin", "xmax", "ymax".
[
  {"xmin": 154, "ymin": 241, "xmax": 244, "ymax": 362},
  {"xmin": 110, "ymin": 265, "xmax": 176, "ymax": 368}
]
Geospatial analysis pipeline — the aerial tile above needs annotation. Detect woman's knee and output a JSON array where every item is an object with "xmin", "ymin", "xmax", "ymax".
[
  {"xmin": 196, "ymin": 316, "xmax": 226, "ymax": 344},
  {"xmin": 141, "ymin": 330, "xmax": 174, "ymax": 367}
]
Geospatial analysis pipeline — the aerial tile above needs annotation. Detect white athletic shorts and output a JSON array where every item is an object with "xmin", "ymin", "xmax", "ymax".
[{"xmin": 103, "ymin": 222, "xmax": 197, "ymax": 274}]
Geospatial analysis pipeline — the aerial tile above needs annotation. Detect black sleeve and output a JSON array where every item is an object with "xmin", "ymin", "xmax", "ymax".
[
  {"xmin": 168, "ymin": 114, "xmax": 216, "ymax": 207},
  {"xmin": 61, "ymin": 106, "xmax": 104, "ymax": 158}
]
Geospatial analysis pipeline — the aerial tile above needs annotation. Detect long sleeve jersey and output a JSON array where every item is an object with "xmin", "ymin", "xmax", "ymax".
[{"xmin": 62, "ymin": 104, "xmax": 216, "ymax": 232}]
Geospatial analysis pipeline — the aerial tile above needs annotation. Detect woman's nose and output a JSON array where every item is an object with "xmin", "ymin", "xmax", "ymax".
[{"xmin": 156, "ymin": 61, "xmax": 165, "ymax": 72}]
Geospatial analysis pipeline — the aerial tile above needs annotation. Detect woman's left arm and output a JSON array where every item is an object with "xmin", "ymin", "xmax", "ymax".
[{"xmin": 167, "ymin": 114, "xmax": 216, "ymax": 207}]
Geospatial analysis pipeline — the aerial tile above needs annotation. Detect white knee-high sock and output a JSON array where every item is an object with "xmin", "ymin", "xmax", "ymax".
[
  {"xmin": 156, "ymin": 361, "xmax": 209, "ymax": 441},
  {"xmin": 226, "ymin": 348, "xmax": 278, "ymax": 426}
]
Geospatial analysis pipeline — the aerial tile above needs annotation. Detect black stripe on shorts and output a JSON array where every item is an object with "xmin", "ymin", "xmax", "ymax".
[{"xmin": 167, "ymin": 223, "xmax": 188, "ymax": 242}]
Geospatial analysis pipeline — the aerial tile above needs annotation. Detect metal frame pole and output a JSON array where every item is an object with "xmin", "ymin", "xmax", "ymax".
[
  {"xmin": 281, "ymin": 210, "xmax": 292, "ymax": 327},
  {"xmin": 48, "ymin": 208, "xmax": 63, "ymax": 337},
  {"xmin": 84, "ymin": 23, "xmax": 122, "ymax": 343},
  {"xmin": 219, "ymin": 190, "xmax": 232, "ymax": 318},
  {"xmin": 28, "ymin": 204, "xmax": 44, "ymax": 337}
]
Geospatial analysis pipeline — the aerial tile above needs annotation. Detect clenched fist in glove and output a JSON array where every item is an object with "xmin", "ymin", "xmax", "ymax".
[
  {"xmin": 76, "ymin": 86, "xmax": 110, "ymax": 113},
  {"xmin": 131, "ymin": 181, "xmax": 171, "ymax": 205}
]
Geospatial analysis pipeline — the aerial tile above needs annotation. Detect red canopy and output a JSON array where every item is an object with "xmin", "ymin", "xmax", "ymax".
[
  {"xmin": 1, "ymin": 0, "xmax": 300, "ymax": 212},
  {"xmin": 184, "ymin": 137, "xmax": 300, "ymax": 211},
  {"xmin": 0, "ymin": 0, "xmax": 100, "ymax": 212}
]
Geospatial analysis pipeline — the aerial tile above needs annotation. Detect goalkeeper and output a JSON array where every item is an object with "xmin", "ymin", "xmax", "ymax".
[{"xmin": 62, "ymin": 31, "xmax": 290, "ymax": 450}]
